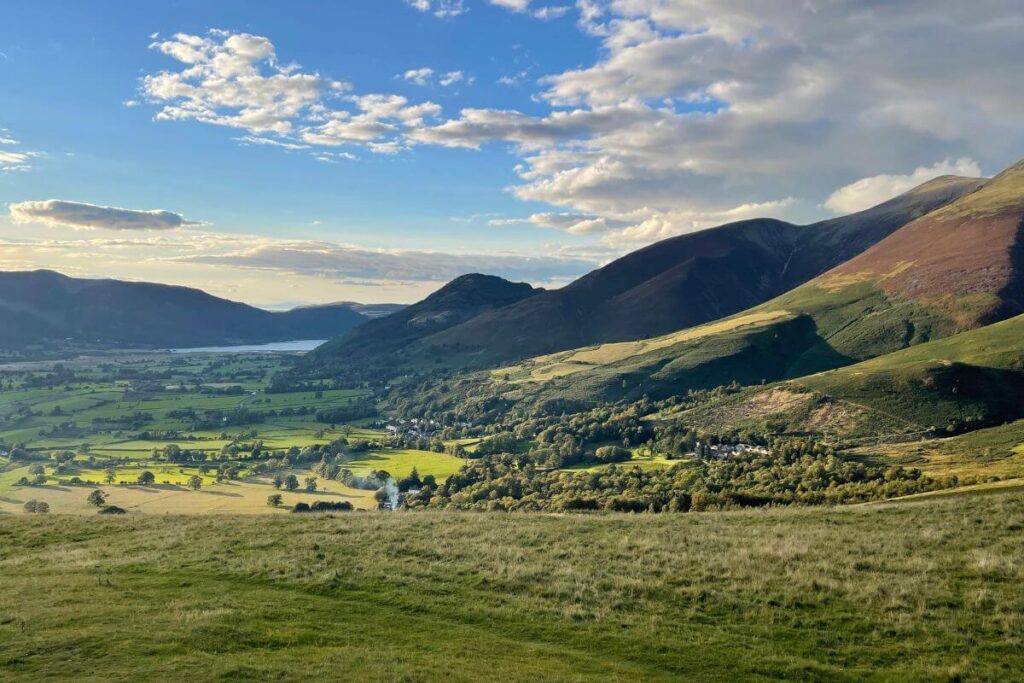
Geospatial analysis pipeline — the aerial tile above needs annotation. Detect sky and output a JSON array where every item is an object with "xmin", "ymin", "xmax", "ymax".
[{"xmin": 1, "ymin": 0, "xmax": 1022, "ymax": 308}]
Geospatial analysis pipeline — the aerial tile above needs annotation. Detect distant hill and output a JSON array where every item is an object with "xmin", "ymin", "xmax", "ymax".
[
  {"xmin": 0, "ymin": 270, "xmax": 373, "ymax": 351},
  {"xmin": 409, "ymin": 159, "xmax": 1024, "ymax": 415},
  {"xmin": 308, "ymin": 174, "xmax": 983, "ymax": 376},
  {"xmin": 305, "ymin": 274, "xmax": 539, "ymax": 375}
]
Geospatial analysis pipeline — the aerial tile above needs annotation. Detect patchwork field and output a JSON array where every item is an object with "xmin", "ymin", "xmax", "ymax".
[{"xmin": 0, "ymin": 352, "xmax": 466, "ymax": 514}]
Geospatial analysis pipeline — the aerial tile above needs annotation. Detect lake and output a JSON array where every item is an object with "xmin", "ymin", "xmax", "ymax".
[{"xmin": 169, "ymin": 340, "xmax": 327, "ymax": 354}]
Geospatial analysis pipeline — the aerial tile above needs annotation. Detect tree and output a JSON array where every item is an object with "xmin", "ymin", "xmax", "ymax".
[
  {"xmin": 23, "ymin": 499, "xmax": 37, "ymax": 513},
  {"xmin": 284, "ymin": 474, "xmax": 299, "ymax": 491},
  {"xmin": 267, "ymin": 493, "xmax": 283, "ymax": 508},
  {"xmin": 272, "ymin": 473, "xmax": 285, "ymax": 489},
  {"xmin": 35, "ymin": 501, "xmax": 49, "ymax": 514},
  {"xmin": 187, "ymin": 475, "xmax": 203, "ymax": 491},
  {"xmin": 87, "ymin": 489, "xmax": 107, "ymax": 507},
  {"xmin": 103, "ymin": 468, "xmax": 117, "ymax": 484},
  {"xmin": 304, "ymin": 476, "xmax": 317, "ymax": 492},
  {"xmin": 137, "ymin": 470, "xmax": 156, "ymax": 486},
  {"xmin": 28, "ymin": 463, "xmax": 45, "ymax": 476}
]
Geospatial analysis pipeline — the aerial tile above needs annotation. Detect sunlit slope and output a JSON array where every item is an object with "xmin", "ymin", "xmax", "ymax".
[{"xmin": 482, "ymin": 159, "xmax": 1024, "ymax": 407}]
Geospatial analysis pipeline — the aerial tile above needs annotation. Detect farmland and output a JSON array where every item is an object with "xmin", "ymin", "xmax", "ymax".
[{"xmin": 0, "ymin": 352, "xmax": 466, "ymax": 515}]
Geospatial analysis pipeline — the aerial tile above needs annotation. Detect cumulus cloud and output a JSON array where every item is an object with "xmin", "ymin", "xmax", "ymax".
[
  {"xmin": 491, "ymin": 212, "xmax": 623, "ymax": 235},
  {"xmin": 404, "ymin": 0, "xmax": 468, "ymax": 18},
  {"xmin": 141, "ymin": 30, "xmax": 442, "ymax": 156},
  {"xmin": 138, "ymin": 6, "xmax": 1024, "ymax": 250},
  {"xmin": 823, "ymin": 158, "xmax": 984, "ymax": 214},
  {"xmin": 142, "ymin": 30, "xmax": 341, "ymax": 135},
  {"xmin": 403, "ymin": 67, "xmax": 434, "ymax": 85},
  {"xmin": 401, "ymin": 0, "xmax": 1024, "ymax": 246},
  {"xmin": 9, "ymin": 200, "xmax": 200, "ymax": 231},
  {"xmin": 439, "ymin": 70, "xmax": 467, "ymax": 87}
]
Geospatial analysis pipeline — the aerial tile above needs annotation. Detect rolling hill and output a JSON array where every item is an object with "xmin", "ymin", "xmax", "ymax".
[
  {"xmin": 419, "ymin": 158, "xmax": 1024, "ymax": 415},
  {"xmin": 0, "ymin": 270, "xmax": 375, "ymax": 351}
]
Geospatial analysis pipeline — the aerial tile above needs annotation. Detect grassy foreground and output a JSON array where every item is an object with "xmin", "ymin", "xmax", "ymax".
[{"xmin": 2, "ymin": 494, "xmax": 1023, "ymax": 681}]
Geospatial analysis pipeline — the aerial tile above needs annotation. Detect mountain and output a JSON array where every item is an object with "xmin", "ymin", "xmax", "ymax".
[
  {"xmin": 0, "ymin": 270, "xmax": 371, "ymax": 351},
  {"xmin": 309, "ymin": 174, "xmax": 983, "ymax": 375},
  {"xmin": 305, "ymin": 274, "xmax": 540, "ymax": 375},
  {"xmin": 409, "ymin": 159, "xmax": 1024, "ymax": 416}
]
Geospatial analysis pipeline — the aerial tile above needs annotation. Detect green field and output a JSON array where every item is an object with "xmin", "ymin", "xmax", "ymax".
[
  {"xmin": 1, "ymin": 491, "xmax": 1022, "ymax": 680},
  {"xmin": 0, "ymin": 352, "xmax": 467, "ymax": 514}
]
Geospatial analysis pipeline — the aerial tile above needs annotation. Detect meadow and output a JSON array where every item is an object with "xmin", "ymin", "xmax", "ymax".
[{"xmin": 1, "ymin": 490, "xmax": 1022, "ymax": 681}]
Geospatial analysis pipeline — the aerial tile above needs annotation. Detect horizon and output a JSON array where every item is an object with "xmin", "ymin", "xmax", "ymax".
[{"xmin": 2, "ymin": 1, "xmax": 1022, "ymax": 306}]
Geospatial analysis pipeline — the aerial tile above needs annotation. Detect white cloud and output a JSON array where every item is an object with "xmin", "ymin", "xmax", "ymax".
[
  {"xmin": 141, "ymin": 30, "xmax": 441, "ymax": 157},
  {"xmin": 404, "ymin": 0, "xmax": 468, "ymax": 18},
  {"xmin": 232, "ymin": 135, "xmax": 311, "ymax": 150},
  {"xmin": 533, "ymin": 6, "xmax": 571, "ymax": 21},
  {"xmin": 9, "ymin": 199, "xmax": 200, "ymax": 231},
  {"xmin": 403, "ymin": 67, "xmax": 434, "ymax": 86},
  {"xmin": 488, "ymin": 0, "xmax": 531, "ymax": 11},
  {"xmin": 439, "ymin": 70, "xmax": 465, "ymax": 87},
  {"xmin": 491, "ymin": 212, "xmax": 621, "ymax": 235},
  {"xmin": 824, "ymin": 158, "xmax": 984, "ymax": 214},
  {"xmin": 399, "ymin": 1, "xmax": 1023, "ymax": 247},
  {"xmin": 142, "ymin": 30, "xmax": 336, "ymax": 136},
  {"xmin": 137, "ymin": 8, "xmax": 1024, "ymax": 251}
]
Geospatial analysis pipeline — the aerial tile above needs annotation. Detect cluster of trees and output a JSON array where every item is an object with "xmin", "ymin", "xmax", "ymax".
[
  {"xmin": 292, "ymin": 500, "xmax": 354, "ymax": 513},
  {"xmin": 22, "ymin": 499, "xmax": 50, "ymax": 513},
  {"xmin": 406, "ymin": 441, "xmax": 955, "ymax": 512},
  {"xmin": 314, "ymin": 398, "xmax": 378, "ymax": 425}
]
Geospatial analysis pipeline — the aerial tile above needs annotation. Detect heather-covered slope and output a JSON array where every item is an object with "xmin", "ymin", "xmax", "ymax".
[{"xmin": 0, "ymin": 270, "xmax": 371, "ymax": 350}]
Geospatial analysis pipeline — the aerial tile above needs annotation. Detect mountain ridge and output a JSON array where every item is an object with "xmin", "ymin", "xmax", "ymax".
[{"xmin": 0, "ymin": 269, "xmax": 375, "ymax": 351}]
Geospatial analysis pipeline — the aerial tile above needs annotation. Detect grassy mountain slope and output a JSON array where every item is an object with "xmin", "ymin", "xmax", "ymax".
[
  {"xmin": 476, "ymin": 160, "xmax": 1024, "ymax": 409},
  {"xmin": 0, "ymin": 270, "xmax": 370, "ymax": 350},
  {"xmin": 672, "ymin": 312, "xmax": 1024, "ymax": 445}
]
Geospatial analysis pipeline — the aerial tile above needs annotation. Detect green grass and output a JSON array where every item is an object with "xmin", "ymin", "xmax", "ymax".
[
  {"xmin": 1, "ymin": 492, "xmax": 1023, "ymax": 680},
  {"xmin": 343, "ymin": 448, "xmax": 468, "ymax": 479}
]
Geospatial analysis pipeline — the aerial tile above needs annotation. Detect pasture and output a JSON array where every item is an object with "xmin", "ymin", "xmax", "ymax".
[{"xmin": 1, "ymin": 491, "xmax": 1022, "ymax": 680}]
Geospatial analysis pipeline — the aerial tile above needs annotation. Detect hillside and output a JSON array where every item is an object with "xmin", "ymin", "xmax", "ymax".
[
  {"xmin": 305, "ymin": 274, "xmax": 539, "ymax": 375},
  {"xmin": 673, "ymin": 312, "xmax": 1024, "ymax": 444},
  {"xmin": 3, "ymin": 495, "xmax": 1023, "ymax": 680},
  {"xmin": 404, "ymin": 175, "xmax": 983, "ymax": 366},
  {"xmin": 415, "ymin": 159, "xmax": 1024, "ymax": 414},
  {"xmin": 0, "ymin": 270, "xmax": 372, "ymax": 351}
]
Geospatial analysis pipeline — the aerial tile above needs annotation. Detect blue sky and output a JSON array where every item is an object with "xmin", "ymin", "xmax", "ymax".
[{"xmin": 1, "ymin": 1, "xmax": 1021, "ymax": 306}]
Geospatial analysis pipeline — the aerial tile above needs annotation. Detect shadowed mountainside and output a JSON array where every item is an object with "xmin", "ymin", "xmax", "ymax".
[{"xmin": 0, "ymin": 270, "xmax": 375, "ymax": 350}]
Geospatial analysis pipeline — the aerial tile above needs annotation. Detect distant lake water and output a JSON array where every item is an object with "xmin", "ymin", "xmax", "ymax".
[{"xmin": 169, "ymin": 340, "xmax": 327, "ymax": 354}]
